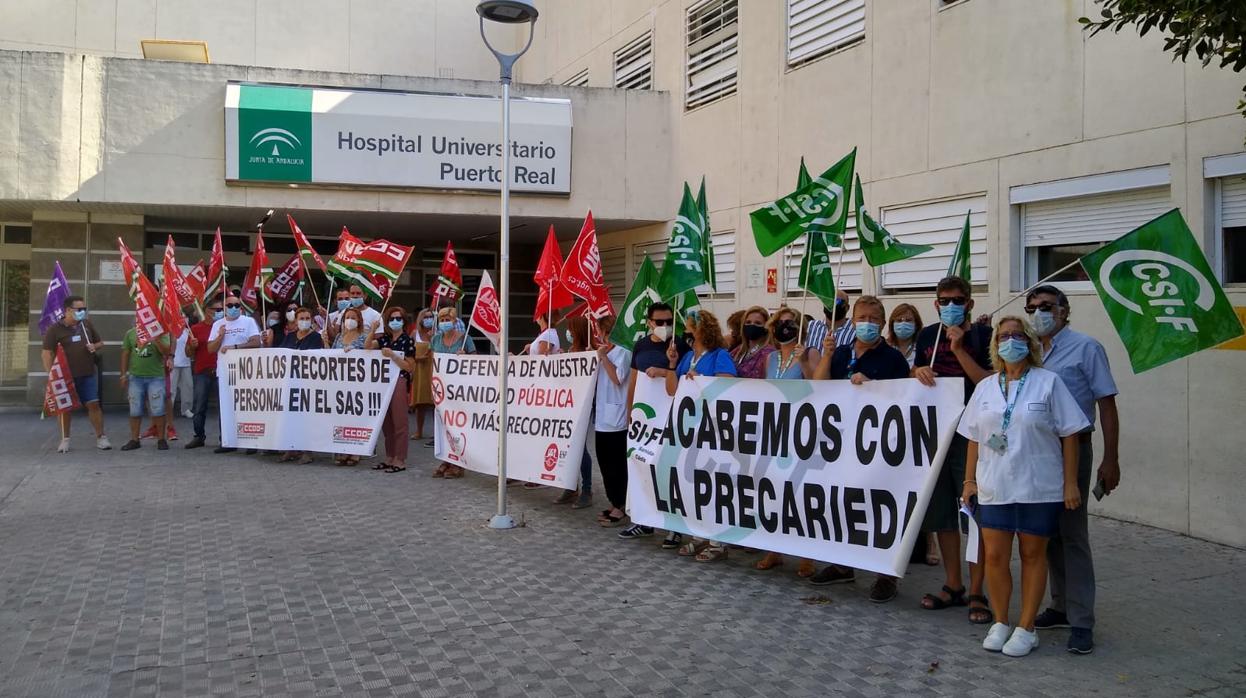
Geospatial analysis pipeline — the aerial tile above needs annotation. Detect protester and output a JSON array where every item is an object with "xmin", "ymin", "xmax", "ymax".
[
  {"xmin": 886, "ymin": 303, "xmax": 923, "ymax": 369},
  {"xmin": 553, "ymin": 316, "xmax": 594, "ymax": 507},
  {"xmin": 806, "ymin": 290, "xmax": 853, "ymax": 352},
  {"xmin": 266, "ymin": 301, "xmax": 299, "ymax": 347},
  {"xmin": 348, "ymin": 284, "xmax": 383, "ymax": 335},
  {"xmin": 959, "ymin": 316, "xmax": 1088, "ymax": 657},
  {"xmin": 268, "ymin": 307, "xmax": 322, "ymax": 462},
  {"xmin": 618, "ymin": 302, "xmax": 690, "ymax": 543},
  {"xmin": 730, "ymin": 306, "xmax": 773, "ymax": 378},
  {"xmin": 725, "ymin": 309, "xmax": 745, "ymax": 352},
  {"xmin": 326, "ymin": 288, "xmax": 352, "ymax": 343},
  {"xmin": 1023, "ymin": 285, "xmax": 1120, "ymax": 655},
  {"xmin": 209, "ymin": 294, "xmax": 262, "ymax": 454},
  {"xmin": 665, "ymin": 309, "xmax": 737, "ymax": 562},
  {"xmin": 369, "ymin": 306, "xmax": 417, "ymax": 473},
  {"xmin": 170, "ymin": 314, "xmax": 195, "ymax": 419},
  {"xmin": 525, "ymin": 313, "xmax": 560, "ymax": 355},
  {"xmin": 593, "ymin": 315, "xmax": 632, "ymax": 527},
  {"xmin": 119, "ymin": 325, "xmax": 172, "ymax": 451},
  {"xmin": 409, "ymin": 308, "xmax": 436, "ymax": 442},
  {"xmin": 263, "ymin": 309, "xmax": 282, "ymax": 345},
  {"xmin": 430, "ymin": 307, "xmax": 474, "ymax": 478},
  {"xmin": 185, "ymin": 301, "xmax": 222, "ymax": 449},
  {"xmin": 41, "ymin": 296, "xmax": 111, "ymax": 452},
  {"xmin": 913, "ymin": 276, "xmax": 994, "ymax": 623}
]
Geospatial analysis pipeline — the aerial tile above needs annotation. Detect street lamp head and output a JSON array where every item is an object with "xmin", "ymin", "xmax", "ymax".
[{"xmin": 476, "ymin": 0, "xmax": 538, "ymax": 24}]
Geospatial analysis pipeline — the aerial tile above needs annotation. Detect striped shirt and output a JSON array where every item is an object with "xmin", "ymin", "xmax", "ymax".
[{"xmin": 808, "ymin": 319, "xmax": 856, "ymax": 350}]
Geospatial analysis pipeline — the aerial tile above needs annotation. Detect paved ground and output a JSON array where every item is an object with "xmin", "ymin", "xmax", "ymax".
[{"xmin": 0, "ymin": 411, "xmax": 1243, "ymax": 698}]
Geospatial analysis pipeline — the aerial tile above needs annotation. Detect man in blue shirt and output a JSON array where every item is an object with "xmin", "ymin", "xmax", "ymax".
[{"xmin": 1024, "ymin": 285, "xmax": 1120, "ymax": 655}]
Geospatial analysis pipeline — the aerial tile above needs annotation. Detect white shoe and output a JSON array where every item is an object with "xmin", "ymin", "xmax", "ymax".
[
  {"xmin": 182, "ymin": 411, "xmax": 194, "ymax": 419},
  {"xmin": 57, "ymin": 438, "xmax": 71, "ymax": 453},
  {"xmin": 1002, "ymin": 627, "xmax": 1039, "ymax": 657},
  {"xmin": 982, "ymin": 622, "xmax": 1012, "ymax": 652},
  {"xmin": 96, "ymin": 435, "xmax": 112, "ymax": 450}
]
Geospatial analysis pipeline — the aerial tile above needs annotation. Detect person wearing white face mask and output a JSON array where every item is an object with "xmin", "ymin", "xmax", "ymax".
[
  {"xmin": 959, "ymin": 316, "xmax": 1088, "ymax": 657},
  {"xmin": 277, "ymin": 307, "xmax": 324, "ymax": 464}
]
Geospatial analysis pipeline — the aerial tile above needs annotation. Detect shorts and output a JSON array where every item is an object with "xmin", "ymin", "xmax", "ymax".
[
  {"xmin": 127, "ymin": 375, "xmax": 166, "ymax": 418},
  {"xmin": 73, "ymin": 373, "xmax": 99, "ymax": 404},
  {"xmin": 978, "ymin": 502, "xmax": 1063, "ymax": 538},
  {"xmin": 922, "ymin": 433, "xmax": 968, "ymax": 534}
]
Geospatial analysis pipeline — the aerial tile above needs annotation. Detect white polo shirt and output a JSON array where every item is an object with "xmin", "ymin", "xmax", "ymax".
[
  {"xmin": 594, "ymin": 346, "xmax": 632, "ymax": 432},
  {"xmin": 956, "ymin": 366, "xmax": 1090, "ymax": 505}
]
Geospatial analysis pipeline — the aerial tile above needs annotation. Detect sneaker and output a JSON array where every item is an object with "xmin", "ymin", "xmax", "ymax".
[
  {"xmin": 141, "ymin": 426, "xmax": 158, "ymax": 440},
  {"xmin": 809, "ymin": 565, "xmax": 855, "ymax": 586},
  {"xmin": 182, "ymin": 410, "xmax": 194, "ymax": 419},
  {"xmin": 213, "ymin": 446, "xmax": 237, "ymax": 454},
  {"xmin": 1002, "ymin": 627, "xmax": 1040, "ymax": 657},
  {"xmin": 57, "ymin": 438, "xmax": 71, "ymax": 454},
  {"xmin": 1067, "ymin": 627, "xmax": 1094, "ymax": 655},
  {"xmin": 185, "ymin": 436, "xmax": 205, "ymax": 449},
  {"xmin": 167, "ymin": 425, "xmax": 178, "ymax": 441},
  {"xmin": 571, "ymin": 491, "xmax": 593, "ymax": 509},
  {"xmin": 660, "ymin": 532, "xmax": 683, "ymax": 549},
  {"xmin": 868, "ymin": 575, "xmax": 898, "ymax": 603},
  {"xmin": 553, "ymin": 490, "xmax": 576, "ymax": 504},
  {"xmin": 157, "ymin": 439, "xmax": 169, "ymax": 451},
  {"xmin": 120, "ymin": 439, "xmax": 141, "ymax": 451},
  {"xmin": 1033, "ymin": 608, "xmax": 1070, "ymax": 629},
  {"xmin": 982, "ymin": 622, "xmax": 1013, "ymax": 652},
  {"xmin": 96, "ymin": 435, "xmax": 112, "ymax": 450},
  {"xmin": 617, "ymin": 524, "xmax": 653, "ymax": 540}
]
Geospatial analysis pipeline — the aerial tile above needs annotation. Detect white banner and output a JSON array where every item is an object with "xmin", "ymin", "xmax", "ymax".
[
  {"xmin": 627, "ymin": 375, "xmax": 965, "ymax": 577},
  {"xmin": 432, "ymin": 352, "xmax": 598, "ymax": 489},
  {"xmin": 217, "ymin": 348, "xmax": 399, "ymax": 455}
]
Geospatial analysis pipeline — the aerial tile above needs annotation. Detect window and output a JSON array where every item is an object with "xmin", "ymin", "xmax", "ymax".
[
  {"xmin": 685, "ymin": 0, "xmax": 738, "ymax": 109},
  {"xmin": 0, "ymin": 260, "xmax": 28, "ymax": 389},
  {"xmin": 1216, "ymin": 175, "xmax": 1246, "ymax": 283},
  {"xmin": 880, "ymin": 195, "xmax": 988, "ymax": 290},
  {"xmin": 1, "ymin": 225, "xmax": 31, "ymax": 245},
  {"xmin": 699, "ymin": 230, "xmax": 736, "ymax": 298},
  {"xmin": 562, "ymin": 69, "xmax": 589, "ymax": 88},
  {"xmin": 600, "ymin": 246, "xmax": 627, "ymax": 306},
  {"xmin": 786, "ymin": 0, "xmax": 865, "ymax": 66},
  {"xmin": 614, "ymin": 33, "xmax": 653, "ymax": 90},
  {"xmin": 783, "ymin": 219, "xmax": 861, "ymax": 301}
]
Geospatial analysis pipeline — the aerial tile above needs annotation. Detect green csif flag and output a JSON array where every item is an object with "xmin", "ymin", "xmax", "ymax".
[
  {"xmin": 947, "ymin": 210, "xmax": 972, "ymax": 281},
  {"xmin": 672, "ymin": 287, "xmax": 701, "ymax": 321},
  {"xmin": 794, "ymin": 158, "xmax": 838, "ymax": 307},
  {"xmin": 750, "ymin": 148, "xmax": 856, "ymax": 257},
  {"xmin": 696, "ymin": 176, "xmax": 716, "ymax": 291},
  {"xmin": 854, "ymin": 174, "xmax": 934, "ymax": 267},
  {"xmin": 1080, "ymin": 208, "xmax": 1244, "ymax": 373},
  {"xmin": 609, "ymin": 255, "xmax": 662, "ymax": 351},
  {"xmin": 657, "ymin": 183, "xmax": 710, "ymax": 299}
]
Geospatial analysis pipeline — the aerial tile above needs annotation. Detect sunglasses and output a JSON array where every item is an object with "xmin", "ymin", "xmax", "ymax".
[
  {"xmin": 651, "ymin": 318, "xmax": 674, "ymax": 326},
  {"xmin": 209, "ymin": 307, "xmax": 223, "ymax": 312},
  {"xmin": 936, "ymin": 297, "xmax": 968, "ymax": 306},
  {"xmin": 225, "ymin": 303, "xmax": 242, "ymax": 309},
  {"xmin": 1024, "ymin": 303, "xmax": 1057, "ymax": 313},
  {"xmin": 389, "ymin": 317, "xmax": 404, "ymax": 323},
  {"xmin": 996, "ymin": 331, "xmax": 1029, "ymax": 342},
  {"xmin": 71, "ymin": 306, "xmax": 87, "ymax": 312}
]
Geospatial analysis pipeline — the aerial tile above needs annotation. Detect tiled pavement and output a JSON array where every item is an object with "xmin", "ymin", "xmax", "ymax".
[{"xmin": 0, "ymin": 412, "xmax": 1243, "ymax": 697}]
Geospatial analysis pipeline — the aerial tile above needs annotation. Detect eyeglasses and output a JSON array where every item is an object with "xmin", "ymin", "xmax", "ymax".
[
  {"xmin": 651, "ymin": 318, "xmax": 674, "ymax": 326},
  {"xmin": 225, "ymin": 303, "xmax": 242, "ymax": 309},
  {"xmin": 1024, "ymin": 303, "xmax": 1057, "ymax": 314},
  {"xmin": 936, "ymin": 297, "xmax": 968, "ymax": 306},
  {"xmin": 996, "ymin": 331, "xmax": 1029, "ymax": 342}
]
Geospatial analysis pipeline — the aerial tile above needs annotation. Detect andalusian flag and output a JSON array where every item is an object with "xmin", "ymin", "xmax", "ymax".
[
  {"xmin": 854, "ymin": 175, "xmax": 934, "ymax": 267},
  {"xmin": 1080, "ymin": 208, "xmax": 1243, "ymax": 373},
  {"xmin": 609, "ymin": 256, "xmax": 661, "ymax": 351},
  {"xmin": 947, "ymin": 211, "xmax": 972, "ymax": 281},
  {"xmin": 750, "ymin": 149, "xmax": 856, "ymax": 257},
  {"xmin": 656, "ymin": 183, "xmax": 710, "ymax": 301}
]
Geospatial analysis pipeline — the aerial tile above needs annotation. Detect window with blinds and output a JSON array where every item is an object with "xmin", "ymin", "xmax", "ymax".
[
  {"xmin": 782, "ymin": 219, "xmax": 861, "ymax": 301},
  {"xmin": 787, "ymin": 0, "xmax": 865, "ymax": 66},
  {"xmin": 1021, "ymin": 186, "xmax": 1170, "ymax": 284},
  {"xmin": 562, "ymin": 69, "xmax": 589, "ymax": 87},
  {"xmin": 631, "ymin": 231, "xmax": 735, "ymax": 300},
  {"xmin": 614, "ymin": 32, "xmax": 653, "ymax": 90},
  {"xmin": 879, "ymin": 195, "xmax": 988, "ymax": 290},
  {"xmin": 600, "ymin": 246, "xmax": 628, "ymax": 306},
  {"xmin": 1217, "ymin": 175, "xmax": 1246, "ymax": 283},
  {"xmin": 686, "ymin": 0, "xmax": 738, "ymax": 109}
]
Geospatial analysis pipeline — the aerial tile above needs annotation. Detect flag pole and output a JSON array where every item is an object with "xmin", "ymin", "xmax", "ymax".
[
  {"xmin": 796, "ymin": 234, "xmax": 814, "ymax": 347},
  {"xmin": 980, "ymin": 258, "xmax": 1086, "ymax": 318}
]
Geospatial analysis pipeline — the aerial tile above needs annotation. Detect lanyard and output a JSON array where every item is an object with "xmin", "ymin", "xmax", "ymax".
[
  {"xmin": 998, "ymin": 369, "xmax": 1030, "ymax": 433},
  {"xmin": 689, "ymin": 350, "xmax": 704, "ymax": 373}
]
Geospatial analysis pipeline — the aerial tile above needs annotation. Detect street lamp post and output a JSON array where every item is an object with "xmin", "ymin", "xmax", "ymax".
[{"xmin": 477, "ymin": 0, "xmax": 539, "ymax": 530}]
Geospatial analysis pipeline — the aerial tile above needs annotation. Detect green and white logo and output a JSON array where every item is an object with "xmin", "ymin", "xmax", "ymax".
[{"xmin": 237, "ymin": 85, "xmax": 312, "ymax": 182}]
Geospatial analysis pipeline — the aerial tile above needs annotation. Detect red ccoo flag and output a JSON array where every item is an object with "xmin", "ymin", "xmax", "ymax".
[
  {"xmin": 186, "ymin": 262, "xmax": 207, "ymax": 309},
  {"xmin": 205, "ymin": 227, "xmax": 228, "ymax": 302},
  {"xmin": 429, "ymin": 242, "xmax": 463, "ymax": 307},
  {"xmin": 160, "ymin": 279, "xmax": 187, "ymax": 339},
  {"xmin": 163, "ymin": 235, "xmax": 201, "ymax": 317},
  {"xmin": 240, "ymin": 231, "xmax": 269, "ymax": 313},
  {"xmin": 43, "ymin": 345, "xmax": 81, "ymax": 416},
  {"xmin": 288, "ymin": 214, "xmax": 326, "ymax": 273},
  {"xmin": 534, "ymin": 225, "xmax": 575, "ymax": 320}
]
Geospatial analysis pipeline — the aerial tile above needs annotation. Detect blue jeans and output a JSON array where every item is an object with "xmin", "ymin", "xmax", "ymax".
[
  {"xmin": 127, "ymin": 376, "xmax": 165, "ymax": 418},
  {"xmin": 192, "ymin": 371, "xmax": 217, "ymax": 440},
  {"xmin": 579, "ymin": 446, "xmax": 592, "ymax": 494}
]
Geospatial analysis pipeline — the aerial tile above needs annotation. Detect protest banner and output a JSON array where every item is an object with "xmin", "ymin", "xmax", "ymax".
[
  {"xmin": 627, "ymin": 374, "xmax": 964, "ymax": 577},
  {"xmin": 216, "ymin": 348, "xmax": 399, "ymax": 455},
  {"xmin": 431, "ymin": 351, "xmax": 598, "ymax": 489}
]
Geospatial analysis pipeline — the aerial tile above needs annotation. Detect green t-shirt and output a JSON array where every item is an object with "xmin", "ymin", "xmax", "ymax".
[{"xmin": 123, "ymin": 329, "xmax": 169, "ymax": 378}]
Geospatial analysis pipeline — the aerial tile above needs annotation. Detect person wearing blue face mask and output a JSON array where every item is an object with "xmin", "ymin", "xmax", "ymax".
[
  {"xmin": 885, "ymin": 303, "xmax": 924, "ymax": 369},
  {"xmin": 430, "ymin": 307, "xmax": 475, "ymax": 478},
  {"xmin": 367, "ymin": 306, "xmax": 418, "ymax": 473},
  {"xmin": 347, "ymin": 284, "xmax": 383, "ymax": 337},
  {"xmin": 41, "ymin": 296, "xmax": 112, "ymax": 452},
  {"xmin": 912, "ymin": 276, "xmax": 994, "ymax": 625},
  {"xmin": 208, "ymin": 295, "xmax": 262, "ymax": 454},
  {"xmin": 409, "ymin": 309, "xmax": 437, "ymax": 442},
  {"xmin": 326, "ymin": 289, "xmax": 353, "ymax": 344},
  {"xmin": 959, "ymin": 316, "xmax": 1088, "ymax": 657}
]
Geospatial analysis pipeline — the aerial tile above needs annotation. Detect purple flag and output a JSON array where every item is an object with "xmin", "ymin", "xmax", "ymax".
[{"xmin": 39, "ymin": 261, "xmax": 72, "ymax": 335}]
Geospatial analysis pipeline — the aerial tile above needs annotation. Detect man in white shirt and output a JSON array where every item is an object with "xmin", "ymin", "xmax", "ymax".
[
  {"xmin": 171, "ymin": 316, "xmax": 195, "ymax": 418},
  {"xmin": 347, "ymin": 284, "xmax": 383, "ymax": 336},
  {"xmin": 209, "ymin": 294, "xmax": 261, "ymax": 454}
]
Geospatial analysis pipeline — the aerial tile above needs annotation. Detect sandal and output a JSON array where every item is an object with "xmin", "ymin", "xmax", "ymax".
[
  {"xmin": 695, "ymin": 544, "xmax": 728, "ymax": 562},
  {"xmin": 597, "ymin": 512, "xmax": 626, "ymax": 527},
  {"xmin": 921, "ymin": 585, "xmax": 968, "ymax": 610},
  {"xmin": 755, "ymin": 552, "xmax": 783, "ymax": 571},
  {"xmin": 966, "ymin": 594, "xmax": 993, "ymax": 624},
  {"xmin": 278, "ymin": 452, "xmax": 298, "ymax": 462},
  {"xmin": 432, "ymin": 463, "xmax": 448, "ymax": 478},
  {"xmin": 797, "ymin": 559, "xmax": 817, "ymax": 578},
  {"xmin": 346, "ymin": 456, "xmax": 360, "ymax": 466},
  {"xmin": 677, "ymin": 540, "xmax": 709, "ymax": 557},
  {"xmin": 297, "ymin": 453, "xmax": 313, "ymax": 465},
  {"xmin": 384, "ymin": 465, "xmax": 407, "ymax": 473},
  {"xmin": 371, "ymin": 461, "xmax": 387, "ymax": 470},
  {"xmin": 444, "ymin": 466, "xmax": 465, "ymax": 479}
]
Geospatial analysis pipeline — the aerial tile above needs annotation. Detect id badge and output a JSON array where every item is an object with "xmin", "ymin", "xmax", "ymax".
[{"xmin": 986, "ymin": 432, "xmax": 1007, "ymax": 454}]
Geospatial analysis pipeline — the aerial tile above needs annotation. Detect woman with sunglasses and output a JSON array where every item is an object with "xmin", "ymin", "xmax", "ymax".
[
  {"xmin": 730, "ymin": 306, "xmax": 773, "ymax": 378},
  {"xmin": 368, "ymin": 306, "xmax": 418, "ymax": 473},
  {"xmin": 958, "ymin": 316, "xmax": 1088, "ymax": 657}
]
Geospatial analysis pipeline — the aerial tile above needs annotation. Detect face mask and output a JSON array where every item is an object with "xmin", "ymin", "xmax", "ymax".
[
  {"xmin": 297, "ymin": 319, "xmax": 312, "ymax": 332},
  {"xmin": 286, "ymin": 310, "xmax": 296, "ymax": 322},
  {"xmin": 939, "ymin": 304, "xmax": 965, "ymax": 327},
  {"xmin": 350, "ymin": 297, "xmax": 364, "ymax": 308},
  {"xmin": 438, "ymin": 321, "xmax": 455, "ymax": 332},
  {"xmin": 225, "ymin": 307, "xmax": 241, "ymax": 320},
  {"xmin": 774, "ymin": 322, "xmax": 798, "ymax": 344},
  {"xmin": 893, "ymin": 321, "xmax": 916, "ymax": 340},
  {"xmin": 565, "ymin": 329, "xmax": 574, "ymax": 344},
  {"xmin": 336, "ymin": 299, "xmax": 351, "ymax": 312},
  {"xmin": 213, "ymin": 310, "xmax": 224, "ymax": 322},
  {"xmin": 422, "ymin": 318, "xmax": 434, "ymax": 329},
  {"xmin": 267, "ymin": 317, "xmax": 279, "ymax": 328},
  {"xmin": 344, "ymin": 319, "xmax": 358, "ymax": 331},
  {"xmin": 389, "ymin": 319, "xmax": 405, "ymax": 331},
  {"xmin": 1031, "ymin": 309, "xmax": 1057, "ymax": 337},
  {"xmin": 855, "ymin": 321, "xmax": 881, "ymax": 344},
  {"xmin": 998, "ymin": 337, "xmax": 1030, "ymax": 364},
  {"xmin": 742, "ymin": 324, "xmax": 767, "ymax": 342},
  {"xmin": 653, "ymin": 325, "xmax": 671, "ymax": 341},
  {"xmin": 73, "ymin": 309, "xmax": 87, "ymax": 321}
]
